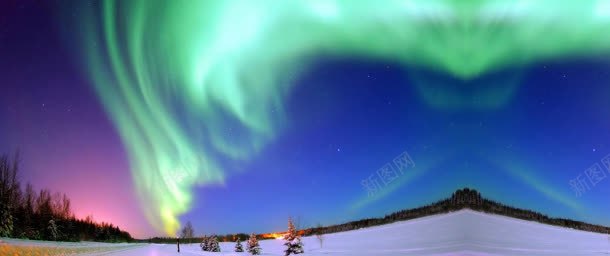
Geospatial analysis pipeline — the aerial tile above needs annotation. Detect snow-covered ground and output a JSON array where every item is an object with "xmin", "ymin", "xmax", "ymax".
[
  {"xmin": 3, "ymin": 209, "xmax": 610, "ymax": 255},
  {"xmin": 0, "ymin": 238, "xmax": 132, "ymax": 247},
  {"xmin": 0, "ymin": 237, "xmax": 140, "ymax": 255}
]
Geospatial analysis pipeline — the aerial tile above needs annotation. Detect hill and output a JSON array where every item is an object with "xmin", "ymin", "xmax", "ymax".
[{"xmin": 302, "ymin": 188, "xmax": 610, "ymax": 236}]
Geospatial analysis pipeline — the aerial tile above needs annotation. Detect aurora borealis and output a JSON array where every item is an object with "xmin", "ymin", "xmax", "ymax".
[{"xmin": 3, "ymin": 0, "xmax": 610, "ymax": 238}]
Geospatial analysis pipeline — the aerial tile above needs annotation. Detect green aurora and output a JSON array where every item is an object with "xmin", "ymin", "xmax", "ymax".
[{"xmin": 76, "ymin": 0, "xmax": 610, "ymax": 235}]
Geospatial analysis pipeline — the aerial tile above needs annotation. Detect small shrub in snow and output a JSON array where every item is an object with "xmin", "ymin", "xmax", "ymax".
[
  {"xmin": 209, "ymin": 235, "xmax": 221, "ymax": 252},
  {"xmin": 235, "ymin": 237, "xmax": 244, "ymax": 252},
  {"xmin": 247, "ymin": 233, "xmax": 261, "ymax": 255},
  {"xmin": 283, "ymin": 218, "xmax": 304, "ymax": 255},
  {"xmin": 200, "ymin": 235, "xmax": 209, "ymax": 251}
]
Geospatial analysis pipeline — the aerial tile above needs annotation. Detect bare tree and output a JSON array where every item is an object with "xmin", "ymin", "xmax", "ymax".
[
  {"xmin": 315, "ymin": 223, "xmax": 324, "ymax": 248},
  {"xmin": 60, "ymin": 194, "xmax": 72, "ymax": 219},
  {"xmin": 293, "ymin": 216, "xmax": 303, "ymax": 230},
  {"xmin": 180, "ymin": 221, "xmax": 194, "ymax": 244}
]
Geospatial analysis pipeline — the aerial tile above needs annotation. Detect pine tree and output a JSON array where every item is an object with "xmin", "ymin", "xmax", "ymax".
[
  {"xmin": 48, "ymin": 219, "xmax": 59, "ymax": 241},
  {"xmin": 0, "ymin": 203, "xmax": 13, "ymax": 237},
  {"xmin": 0, "ymin": 154, "xmax": 18, "ymax": 238},
  {"xmin": 283, "ymin": 218, "xmax": 304, "ymax": 255},
  {"xmin": 209, "ymin": 235, "xmax": 220, "ymax": 252},
  {"xmin": 235, "ymin": 237, "xmax": 244, "ymax": 252},
  {"xmin": 200, "ymin": 235, "xmax": 209, "ymax": 251},
  {"xmin": 247, "ymin": 233, "xmax": 261, "ymax": 255},
  {"xmin": 207, "ymin": 235, "xmax": 214, "ymax": 251}
]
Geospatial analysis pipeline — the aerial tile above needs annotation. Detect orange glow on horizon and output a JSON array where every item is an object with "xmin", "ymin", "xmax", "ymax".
[
  {"xmin": 261, "ymin": 232, "xmax": 286, "ymax": 240},
  {"xmin": 261, "ymin": 229, "xmax": 306, "ymax": 240}
]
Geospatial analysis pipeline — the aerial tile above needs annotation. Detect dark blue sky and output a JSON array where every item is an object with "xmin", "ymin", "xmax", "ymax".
[{"xmin": 2, "ymin": 1, "xmax": 610, "ymax": 238}]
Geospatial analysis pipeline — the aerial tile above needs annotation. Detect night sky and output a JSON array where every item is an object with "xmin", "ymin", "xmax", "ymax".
[{"xmin": 2, "ymin": 1, "xmax": 610, "ymax": 238}]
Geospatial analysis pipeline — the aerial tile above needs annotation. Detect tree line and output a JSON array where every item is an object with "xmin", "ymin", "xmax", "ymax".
[
  {"xmin": 141, "ymin": 233, "xmax": 258, "ymax": 244},
  {"xmin": 301, "ymin": 188, "xmax": 610, "ymax": 236},
  {"xmin": 0, "ymin": 153, "xmax": 132, "ymax": 242}
]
